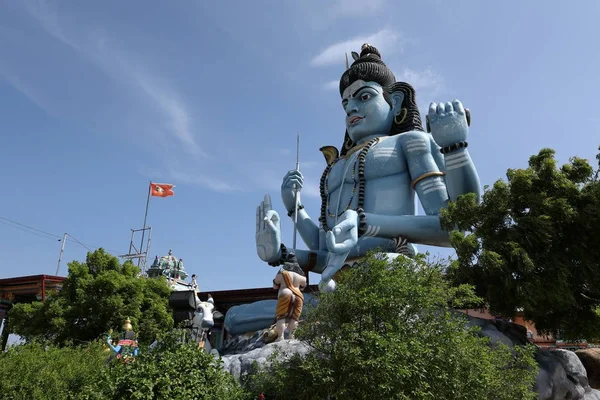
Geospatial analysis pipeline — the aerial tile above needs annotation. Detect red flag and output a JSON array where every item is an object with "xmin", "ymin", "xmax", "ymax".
[{"xmin": 150, "ymin": 182, "xmax": 175, "ymax": 198}]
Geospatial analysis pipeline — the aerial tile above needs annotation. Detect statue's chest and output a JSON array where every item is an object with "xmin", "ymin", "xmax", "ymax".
[{"xmin": 326, "ymin": 139, "xmax": 407, "ymax": 188}]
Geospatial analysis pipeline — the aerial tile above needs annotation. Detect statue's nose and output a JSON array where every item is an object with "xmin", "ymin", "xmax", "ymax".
[
  {"xmin": 346, "ymin": 102, "xmax": 359, "ymax": 115},
  {"xmin": 201, "ymin": 319, "xmax": 214, "ymax": 329}
]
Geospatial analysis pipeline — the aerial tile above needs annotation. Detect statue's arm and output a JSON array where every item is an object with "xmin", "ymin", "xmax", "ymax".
[
  {"xmin": 273, "ymin": 273, "xmax": 281, "ymax": 289},
  {"xmin": 281, "ymin": 170, "xmax": 321, "ymax": 250},
  {"xmin": 272, "ymin": 245, "xmax": 330, "ymax": 275},
  {"xmin": 359, "ymin": 133, "xmax": 452, "ymax": 247},
  {"xmin": 404, "ymin": 133, "xmax": 451, "ymax": 215},
  {"xmin": 360, "ymin": 214, "xmax": 451, "ymax": 247},
  {"xmin": 105, "ymin": 335, "xmax": 120, "ymax": 353},
  {"xmin": 295, "ymin": 248, "xmax": 329, "ymax": 274},
  {"xmin": 299, "ymin": 277, "xmax": 307, "ymax": 291},
  {"xmin": 434, "ymin": 136, "xmax": 481, "ymax": 202},
  {"xmin": 286, "ymin": 206, "xmax": 321, "ymax": 250},
  {"xmin": 358, "ymin": 133, "xmax": 481, "ymax": 247}
]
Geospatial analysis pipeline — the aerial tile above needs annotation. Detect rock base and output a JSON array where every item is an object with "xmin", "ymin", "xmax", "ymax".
[
  {"xmin": 220, "ymin": 339, "xmax": 311, "ymax": 383},
  {"xmin": 219, "ymin": 316, "xmax": 600, "ymax": 398}
]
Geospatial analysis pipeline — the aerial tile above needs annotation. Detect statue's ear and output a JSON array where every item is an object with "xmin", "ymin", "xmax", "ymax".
[
  {"xmin": 390, "ymin": 89, "xmax": 405, "ymax": 115},
  {"xmin": 213, "ymin": 311, "xmax": 224, "ymax": 320}
]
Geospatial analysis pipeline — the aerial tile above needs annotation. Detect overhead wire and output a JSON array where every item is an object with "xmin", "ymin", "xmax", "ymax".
[
  {"xmin": 0, "ymin": 216, "xmax": 62, "ymax": 240},
  {"xmin": 66, "ymin": 234, "xmax": 93, "ymax": 252},
  {"xmin": 0, "ymin": 215, "xmax": 125, "ymax": 255}
]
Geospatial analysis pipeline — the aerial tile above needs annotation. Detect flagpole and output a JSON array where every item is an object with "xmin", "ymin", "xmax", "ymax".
[{"xmin": 139, "ymin": 181, "xmax": 152, "ymax": 272}]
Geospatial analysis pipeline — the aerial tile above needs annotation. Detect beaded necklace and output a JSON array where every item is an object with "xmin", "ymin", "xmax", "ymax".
[{"xmin": 318, "ymin": 137, "xmax": 380, "ymax": 232}]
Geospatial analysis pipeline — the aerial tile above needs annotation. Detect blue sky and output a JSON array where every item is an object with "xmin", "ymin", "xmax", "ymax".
[{"xmin": 1, "ymin": 0, "xmax": 598, "ymax": 293}]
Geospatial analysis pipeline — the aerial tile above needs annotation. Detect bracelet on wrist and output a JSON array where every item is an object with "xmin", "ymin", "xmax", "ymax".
[
  {"xmin": 356, "ymin": 208, "xmax": 368, "ymax": 237},
  {"xmin": 440, "ymin": 141, "xmax": 468, "ymax": 154},
  {"xmin": 287, "ymin": 204, "xmax": 304, "ymax": 217},
  {"xmin": 268, "ymin": 244, "xmax": 288, "ymax": 267}
]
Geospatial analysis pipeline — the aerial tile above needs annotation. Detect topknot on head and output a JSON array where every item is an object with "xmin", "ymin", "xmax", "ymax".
[
  {"xmin": 339, "ymin": 43, "xmax": 395, "ymax": 97},
  {"xmin": 359, "ymin": 43, "xmax": 381, "ymax": 59}
]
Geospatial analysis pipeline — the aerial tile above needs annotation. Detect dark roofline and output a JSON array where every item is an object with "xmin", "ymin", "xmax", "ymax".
[
  {"xmin": 197, "ymin": 284, "xmax": 320, "ymax": 308},
  {"xmin": 0, "ymin": 275, "xmax": 66, "ymax": 285}
]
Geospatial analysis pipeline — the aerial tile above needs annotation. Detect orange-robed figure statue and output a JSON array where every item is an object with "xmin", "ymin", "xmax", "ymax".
[{"xmin": 272, "ymin": 256, "xmax": 307, "ymax": 341}]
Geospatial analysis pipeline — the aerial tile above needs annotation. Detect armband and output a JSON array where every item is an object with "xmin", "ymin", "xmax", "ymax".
[{"xmin": 440, "ymin": 141, "xmax": 468, "ymax": 154}]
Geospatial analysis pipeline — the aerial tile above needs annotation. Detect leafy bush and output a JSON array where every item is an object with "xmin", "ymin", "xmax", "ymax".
[
  {"xmin": 89, "ymin": 329, "xmax": 246, "ymax": 400},
  {"xmin": 0, "ymin": 341, "xmax": 106, "ymax": 400},
  {"xmin": 245, "ymin": 253, "xmax": 538, "ymax": 399}
]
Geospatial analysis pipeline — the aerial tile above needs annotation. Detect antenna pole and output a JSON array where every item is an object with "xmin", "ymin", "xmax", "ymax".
[
  {"xmin": 56, "ymin": 233, "xmax": 67, "ymax": 276},
  {"xmin": 292, "ymin": 133, "xmax": 300, "ymax": 252}
]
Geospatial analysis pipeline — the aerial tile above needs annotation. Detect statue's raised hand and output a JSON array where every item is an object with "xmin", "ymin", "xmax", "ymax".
[
  {"xmin": 281, "ymin": 170, "xmax": 303, "ymax": 214},
  {"xmin": 256, "ymin": 194, "xmax": 281, "ymax": 264},
  {"xmin": 427, "ymin": 100, "xmax": 471, "ymax": 148}
]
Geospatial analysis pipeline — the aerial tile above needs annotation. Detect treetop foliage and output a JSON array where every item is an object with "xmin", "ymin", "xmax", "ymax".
[
  {"xmin": 8, "ymin": 248, "xmax": 173, "ymax": 346},
  {"xmin": 441, "ymin": 146, "xmax": 600, "ymax": 340}
]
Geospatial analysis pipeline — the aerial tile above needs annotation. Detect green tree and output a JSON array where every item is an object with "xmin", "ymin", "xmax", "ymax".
[
  {"xmin": 8, "ymin": 248, "xmax": 173, "ymax": 345},
  {"xmin": 245, "ymin": 253, "xmax": 538, "ymax": 400},
  {"xmin": 440, "ymin": 147, "xmax": 600, "ymax": 341},
  {"xmin": 89, "ymin": 329, "xmax": 246, "ymax": 400},
  {"xmin": 0, "ymin": 340, "xmax": 106, "ymax": 400}
]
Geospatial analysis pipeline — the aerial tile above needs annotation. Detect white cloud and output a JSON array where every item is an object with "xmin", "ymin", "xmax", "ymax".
[
  {"xmin": 396, "ymin": 67, "xmax": 443, "ymax": 93},
  {"xmin": 323, "ymin": 80, "xmax": 339, "ymax": 91},
  {"xmin": 13, "ymin": 1, "xmax": 250, "ymax": 193},
  {"xmin": 167, "ymin": 170, "xmax": 241, "ymax": 193},
  {"xmin": 310, "ymin": 28, "xmax": 401, "ymax": 68},
  {"xmin": 22, "ymin": 1, "xmax": 203, "ymax": 157},
  {"xmin": 0, "ymin": 68, "xmax": 54, "ymax": 115},
  {"xmin": 137, "ymin": 166, "xmax": 241, "ymax": 193},
  {"xmin": 302, "ymin": 183, "xmax": 321, "ymax": 198}
]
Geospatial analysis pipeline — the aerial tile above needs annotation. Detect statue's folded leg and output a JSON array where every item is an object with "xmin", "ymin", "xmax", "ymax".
[
  {"xmin": 275, "ymin": 293, "xmax": 293, "ymax": 321},
  {"xmin": 287, "ymin": 295, "xmax": 304, "ymax": 339},
  {"xmin": 291, "ymin": 296, "xmax": 303, "ymax": 321},
  {"xmin": 274, "ymin": 293, "xmax": 293, "ymax": 341}
]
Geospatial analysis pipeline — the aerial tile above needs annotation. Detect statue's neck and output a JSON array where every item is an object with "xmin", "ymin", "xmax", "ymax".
[{"xmin": 356, "ymin": 134, "xmax": 383, "ymax": 145}]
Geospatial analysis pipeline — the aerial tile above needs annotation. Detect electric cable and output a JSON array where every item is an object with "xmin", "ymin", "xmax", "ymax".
[{"xmin": 0, "ymin": 215, "xmax": 124, "ymax": 255}]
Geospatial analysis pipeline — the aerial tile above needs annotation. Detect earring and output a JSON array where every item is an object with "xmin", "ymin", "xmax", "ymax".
[{"xmin": 394, "ymin": 108, "xmax": 407, "ymax": 125}]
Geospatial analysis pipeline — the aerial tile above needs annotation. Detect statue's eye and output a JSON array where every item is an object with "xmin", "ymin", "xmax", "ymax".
[{"xmin": 360, "ymin": 93, "xmax": 371, "ymax": 101}]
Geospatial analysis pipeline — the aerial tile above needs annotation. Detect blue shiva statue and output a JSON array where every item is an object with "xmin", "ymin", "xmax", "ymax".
[{"xmin": 255, "ymin": 43, "xmax": 481, "ymax": 293}]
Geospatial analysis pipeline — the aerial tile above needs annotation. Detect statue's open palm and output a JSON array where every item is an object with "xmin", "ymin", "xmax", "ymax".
[
  {"xmin": 427, "ymin": 99, "xmax": 470, "ymax": 148},
  {"xmin": 256, "ymin": 194, "xmax": 281, "ymax": 263}
]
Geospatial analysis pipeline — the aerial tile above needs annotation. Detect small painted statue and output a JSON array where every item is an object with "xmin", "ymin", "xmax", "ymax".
[
  {"xmin": 255, "ymin": 43, "xmax": 481, "ymax": 292},
  {"xmin": 271, "ymin": 255, "xmax": 307, "ymax": 341},
  {"xmin": 105, "ymin": 317, "xmax": 140, "ymax": 363}
]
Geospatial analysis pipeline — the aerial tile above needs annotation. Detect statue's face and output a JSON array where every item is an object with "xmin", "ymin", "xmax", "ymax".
[{"xmin": 342, "ymin": 80, "xmax": 401, "ymax": 143}]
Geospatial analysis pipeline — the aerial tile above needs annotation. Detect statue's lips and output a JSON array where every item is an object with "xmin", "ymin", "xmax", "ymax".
[{"xmin": 348, "ymin": 116, "xmax": 363, "ymax": 125}]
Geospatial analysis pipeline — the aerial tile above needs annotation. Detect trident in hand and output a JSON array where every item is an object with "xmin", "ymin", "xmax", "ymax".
[{"xmin": 292, "ymin": 133, "xmax": 300, "ymax": 253}]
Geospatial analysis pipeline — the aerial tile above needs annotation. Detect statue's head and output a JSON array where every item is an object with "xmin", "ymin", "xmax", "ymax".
[
  {"xmin": 281, "ymin": 253, "xmax": 305, "ymax": 276},
  {"xmin": 338, "ymin": 43, "xmax": 423, "ymax": 156}
]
